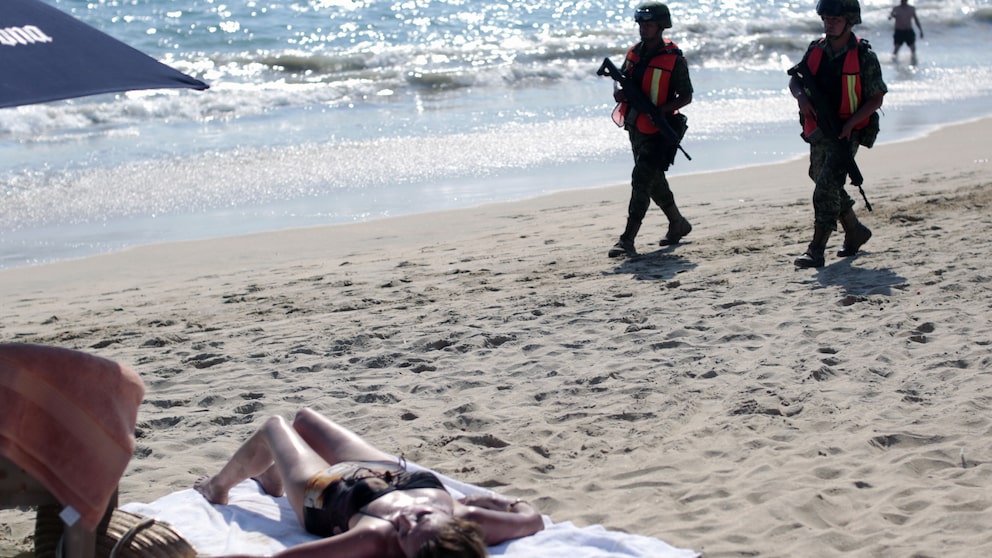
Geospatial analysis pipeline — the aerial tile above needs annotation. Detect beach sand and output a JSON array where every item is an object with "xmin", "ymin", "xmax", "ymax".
[{"xmin": 2, "ymin": 118, "xmax": 991, "ymax": 558}]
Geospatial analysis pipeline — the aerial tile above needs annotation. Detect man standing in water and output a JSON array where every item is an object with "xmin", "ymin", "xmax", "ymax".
[
  {"xmin": 788, "ymin": 0, "xmax": 886, "ymax": 268},
  {"xmin": 889, "ymin": 0, "xmax": 924, "ymax": 65},
  {"xmin": 607, "ymin": 2, "xmax": 693, "ymax": 259}
]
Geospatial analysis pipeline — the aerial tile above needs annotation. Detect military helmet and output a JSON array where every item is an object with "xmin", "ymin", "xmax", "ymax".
[
  {"xmin": 816, "ymin": 0, "xmax": 861, "ymax": 25},
  {"xmin": 634, "ymin": 2, "xmax": 672, "ymax": 29}
]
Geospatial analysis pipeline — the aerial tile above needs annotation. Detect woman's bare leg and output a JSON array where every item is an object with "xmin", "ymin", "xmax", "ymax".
[
  {"xmin": 254, "ymin": 464, "xmax": 285, "ymax": 497},
  {"xmin": 195, "ymin": 415, "xmax": 328, "ymax": 523},
  {"xmin": 292, "ymin": 408, "xmax": 394, "ymax": 464}
]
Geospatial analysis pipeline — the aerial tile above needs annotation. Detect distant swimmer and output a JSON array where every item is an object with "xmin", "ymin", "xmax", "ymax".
[{"xmin": 889, "ymin": 0, "xmax": 924, "ymax": 65}]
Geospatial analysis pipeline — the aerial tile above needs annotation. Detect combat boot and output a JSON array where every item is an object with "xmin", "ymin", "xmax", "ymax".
[
  {"xmin": 659, "ymin": 203, "xmax": 692, "ymax": 246},
  {"xmin": 836, "ymin": 209, "xmax": 872, "ymax": 257},
  {"xmin": 794, "ymin": 226, "xmax": 831, "ymax": 268},
  {"xmin": 609, "ymin": 218, "xmax": 640, "ymax": 258},
  {"xmin": 608, "ymin": 238, "xmax": 636, "ymax": 258}
]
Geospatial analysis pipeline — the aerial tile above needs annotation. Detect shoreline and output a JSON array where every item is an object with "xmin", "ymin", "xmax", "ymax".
[
  {"xmin": 3, "ymin": 117, "xmax": 992, "ymax": 557},
  {"xmin": 3, "ymin": 103, "xmax": 989, "ymax": 273},
  {"xmin": 1, "ymin": 116, "xmax": 987, "ymax": 288}
]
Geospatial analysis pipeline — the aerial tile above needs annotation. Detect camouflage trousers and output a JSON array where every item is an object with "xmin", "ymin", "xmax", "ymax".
[
  {"xmin": 626, "ymin": 128, "xmax": 677, "ymax": 223},
  {"xmin": 808, "ymin": 138, "xmax": 860, "ymax": 231}
]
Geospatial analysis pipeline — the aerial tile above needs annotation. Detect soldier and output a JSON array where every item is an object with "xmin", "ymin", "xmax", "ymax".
[
  {"xmin": 788, "ymin": 0, "xmax": 886, "ymax": 268},
  {"xmin": 607, "ymin": 2, "xmax": 693, "ymax": 258}
]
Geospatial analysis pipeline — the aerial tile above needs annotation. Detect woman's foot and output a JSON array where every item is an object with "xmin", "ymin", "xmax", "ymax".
[{"xmin": 194, "ymin": 475, "xmax": 230, "ymax": 505}]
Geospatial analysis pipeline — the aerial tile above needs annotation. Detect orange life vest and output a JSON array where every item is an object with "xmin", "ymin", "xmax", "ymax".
[
  {"xmin": 803, "ymin": 37, "xmax": 870, "ymax": 137},
  {"xmin": 612, "ymin": 40, "xmax": 682, "ymax": 134}
]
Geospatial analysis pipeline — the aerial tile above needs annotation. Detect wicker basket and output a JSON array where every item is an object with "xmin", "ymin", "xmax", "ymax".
[
  {"xmin": 34, "ymin": 506, "xmax": 196, "ymax": 558},
  {"xmin": 98, "ymin": 510, "xmax": 196, "ymax": 558},
  {"xmin": 34, "ymin": 504, "xmax": 62, "ymax": 558}
]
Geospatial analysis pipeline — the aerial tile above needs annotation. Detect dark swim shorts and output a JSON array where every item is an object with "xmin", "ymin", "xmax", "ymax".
[{"xmin": 893, "ymin": 29, "xmax": 916, "ymax": 47}]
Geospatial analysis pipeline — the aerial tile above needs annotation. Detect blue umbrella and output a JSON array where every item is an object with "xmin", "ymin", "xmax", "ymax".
[{"xmin": 0, "ymin": 0, "xmax": 208, "ymax": 108}]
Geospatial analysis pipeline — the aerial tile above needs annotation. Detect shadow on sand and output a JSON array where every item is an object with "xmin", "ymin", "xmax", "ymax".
[
  {"xmin": 808, "ymin": 252, "xmax": 908, "ymax": 296},
  {"xmin": 609, "ymin": 244, "xmax": 698, "ymax": 282}
]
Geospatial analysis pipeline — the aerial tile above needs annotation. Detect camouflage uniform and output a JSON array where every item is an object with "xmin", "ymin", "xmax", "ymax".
[
  {"xmin": 608, "ymin": 2, "xmax": 694, "ymax": 258},
  {"xmin": 625, "ymin": 48, "xmax": 692, "ymax": 228},
  {"xmin": 798, "ymin": 35, "xmax": 887, "ymax": 230}
]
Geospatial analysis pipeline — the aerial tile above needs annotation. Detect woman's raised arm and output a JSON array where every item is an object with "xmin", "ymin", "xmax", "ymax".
[{"xmin": 457, "ymin": 494, "xmax": 545, "ymax": 545}]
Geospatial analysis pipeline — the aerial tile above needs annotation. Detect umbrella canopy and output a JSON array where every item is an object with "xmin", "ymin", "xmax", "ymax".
[{"xmin": 0, "ymin": 0, "xmax": 208, "ymax": 109}]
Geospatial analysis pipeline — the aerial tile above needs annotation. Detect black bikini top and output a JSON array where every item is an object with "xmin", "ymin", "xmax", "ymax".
[{"xmin": 310, "ymin": 468, "xmax": 446, "ymax": 536}]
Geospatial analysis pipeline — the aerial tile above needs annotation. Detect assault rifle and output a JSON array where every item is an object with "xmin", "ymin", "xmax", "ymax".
[
  {"xmin": 787, "ymin": 61, "xmax": 873, "ymax": 211},
  {"xmin": 597, "ymin": 57, "xmax": 691, "ymax": 161}
]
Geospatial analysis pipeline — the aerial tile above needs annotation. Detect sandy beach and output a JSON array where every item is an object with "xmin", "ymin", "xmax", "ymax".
[{"xmin": 2, "ymin": 118, "xmax": 991, "ymax": 557}]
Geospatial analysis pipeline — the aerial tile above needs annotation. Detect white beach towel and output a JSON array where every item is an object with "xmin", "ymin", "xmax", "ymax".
[{"xmin": 121, "ymin": 463, "xmax": 698, "ymax": 558}]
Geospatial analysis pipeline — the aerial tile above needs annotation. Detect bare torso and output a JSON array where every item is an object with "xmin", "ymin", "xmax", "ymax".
[{"xmin": 890, "ymin": 5, "xmax": 917, "ymax": 30}]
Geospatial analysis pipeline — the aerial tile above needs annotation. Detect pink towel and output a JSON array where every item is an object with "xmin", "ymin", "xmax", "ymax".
[{"xmin": 0, "ymin": 343, "xmax": 144, "ymax": 530}]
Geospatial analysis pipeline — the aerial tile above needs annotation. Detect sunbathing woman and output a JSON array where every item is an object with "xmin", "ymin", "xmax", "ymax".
[{"xmin": 194, "ymin": 408, "xmax": 544, "ymax": 558}]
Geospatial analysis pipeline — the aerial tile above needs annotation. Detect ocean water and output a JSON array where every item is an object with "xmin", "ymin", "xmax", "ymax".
[{"xmin": 2, "ymin": 0, "xmax": 991, "ymax": 269}]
